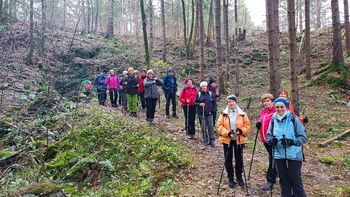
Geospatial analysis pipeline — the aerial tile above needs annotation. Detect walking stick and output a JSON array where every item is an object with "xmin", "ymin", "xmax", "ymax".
[
  {"xmin": 282, "ymin": 134, "xmax": 289, "ymax": 169},
  {"xmin": 238, "ymin": 134, "xmax": 250, "ymax": 196},
  {"xmin": 271, "ymin": 145, "xmax": 275, "ymax": 197},
  {"xmin": 186, "ymin": 103, "xmax": 190, "ymax": 138},
  {"xmin": 217, "ymin": 134, "xmax": 233, "ymax": 195},
  {"xmin": 248, "ymin": 128, "xmax": 259, "ymax": 180}
]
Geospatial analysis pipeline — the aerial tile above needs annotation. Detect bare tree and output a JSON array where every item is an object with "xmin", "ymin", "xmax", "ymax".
[
  {"xmin": 187, "ymin": 0, "xmax": 195, "ymax": 58},
  {"xmin": 214, "ymin": 0, "xmax": 224, "ymax": 92},
  {"xmin": 161, "ymin": 0, "xmax": 166, "ymax": 61},
  {"xmin": 316, "ymin": 0, "xmax": 321, "ymax": 28},
  {"xmin": 94, "ymin": 0, "xmax": 99, "ymax": 33},
  {"xmin": 305, "ymin": 0, "xmax": 311, "ymax": 80},
  {"xmin": 344, "ymin": 0, "xmax": 350, "ymax": 57},
  {"xmin": 140, "ymin": 0, "xmax": 150, "ymax": 67},
  {"xmin": 39, "ymin": 0, "xmax": 46, "ymax": 57},
  {"xmin": 149, "ymin": 0, "xmax": 154, "ymax": 52},
  {"xmin": 26, "ymin": 0, "xmax": 34, "ymax": 65},
  {"xmin": 181, "ymin": 0, "xmax": 187, "ymax": 53},
  {"xmin": 105, "ymin": 0, "xmax": 114, "ymax": 38},
  {"xmin": 223, "ymin": 0, "xmax": 229, "ymax": 82},
  {"xmin": 206, "ymin": 0, "xmax": 213, "ymax": 44},
  {"xmin": 331, "ymin": 0, "xmax": 344, "ymax": 65},
  {"xmin": 199, "ymin": 0, "xmax": 204, "ymax": 81}
]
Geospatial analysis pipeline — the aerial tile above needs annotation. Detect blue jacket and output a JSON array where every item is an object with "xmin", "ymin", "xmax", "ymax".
[
  {"xmin": 163, "ymin": 73, "xmax": 177, "ymax": 95},
  {"xmin": 266, "ymin": 111, "xmax": 307, "ymax": 161},
  {"xmin": 95, "ymin": 73, "xmax": 107, "ymax": 91}
]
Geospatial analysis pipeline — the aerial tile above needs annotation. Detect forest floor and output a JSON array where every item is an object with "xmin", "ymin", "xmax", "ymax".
[{"xmin": 0, "ymin": 21, "xmax": 349, "ymax": 196}]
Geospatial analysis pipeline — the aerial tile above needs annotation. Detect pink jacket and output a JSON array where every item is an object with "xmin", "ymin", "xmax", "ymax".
[
  {"xmin": 104, "ymin": 75, "xmax": 120, "ymax": 90},
  {"xmin": 259, "ymin": 106, "xmax": 276, "ymax": 144}
]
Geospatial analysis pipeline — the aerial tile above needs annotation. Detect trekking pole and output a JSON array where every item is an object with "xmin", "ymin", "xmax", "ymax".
[
  {"xmin": 217, "ymin": 134, "xmax": 233, "ymax": 195},
  {"xmin": 186, "ymin": 103, "xmax": 190, "ymax": 138},
  {"xmin": 238, "ymin": 134, "xmax": 250, "ymax": 196},
  {"xmin": 271, "ymin": 144, "xmax": 275, "ymax": 197},
  {"xmin": 248, "ymin": 128, "xmax": 259, "ymax": 180},
  {"xmin": 201, "ymin": 106, "xmax": 206, "ymax": 136},
  {"xmin": 282, "ymin": 135, "xmax": 289, "ymax": 169}
]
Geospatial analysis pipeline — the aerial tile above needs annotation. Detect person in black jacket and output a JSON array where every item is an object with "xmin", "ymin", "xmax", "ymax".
[
  {"xmin": 125, "ymin": 67, "xmax": 139, "ymax": 117},
  {"xmin": 195, "ymin": 81, "xmax": 215, "ymax": 147},
  {"xmin": 163, "ymin": 68, "xmax": 178, "ymax": 118},
  {"xmin": 143, "ymin": 69, "xmax": 163, "ymax": 125}
]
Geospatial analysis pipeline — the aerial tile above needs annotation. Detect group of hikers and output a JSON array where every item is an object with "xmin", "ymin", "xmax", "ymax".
[{"xmin": 81, "ymin": 67, "xmax": 309, "ymax": 196}]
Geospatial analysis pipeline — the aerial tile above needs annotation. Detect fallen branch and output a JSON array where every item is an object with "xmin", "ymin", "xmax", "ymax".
[{"xmin": 318, "ymin": 129, "xmax": 350, "ymax": 147}]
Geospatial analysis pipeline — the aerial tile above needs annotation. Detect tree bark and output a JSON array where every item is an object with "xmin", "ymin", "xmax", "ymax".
[
  {"xmin": 149, "ymin": 0, "xmax": 154, "ymax": 52},
  {"xmin": 140, "ymin": 0, "xmax": 150, "ymax": 67},
  {"xmin": 0, "ymin": 0, "xmax": 3, "ymax": 15},
  {"xmin": 26, "ymin": 0, "xmax": 34, "ymax": 65},
  {"xmin": 161, "ymin": 0, "xmax": 167, "ymax": 61},
  {"xmin": 87, "ymin": 0, "xmax": 91, "ymax": 32},
  {"xmin": 344, "ymin": 0, "xmax": 350, "ymax": 57},
  {"xmin": 206, "ymin": 0, "xmax": 213, "ymax": 45},
  {"xmin": 39, "ymin": 0, "xmax": 46, "ymax": 57},
  {"xmin": 316, "ymin": 0, "xmax": 321, "ymax": 28},
  {"xmin": 288, "ymin": 0, "xmax": 300, "ymax": 115},
  {"xmin": 214, "ymin": 0, "xmax": 224, "ymax": 93},
  {"xmin": 82, "ymin": 0, "xmax": 87, "ymax": 33},
  {"xmin": 331, "ymin": 0, "xmax": 344, "ymax": 65},
  {"xmin": 105, "ymin": 0, "xmax": 114, "ymax": 38},
  {"xmin": 298, "ymin": 1, "xmax": 303, "ymax": 32},
  {"xmin": 187, "ymin": 0, "xmax": 195, "ymax": 58},
  {"xmin": 181, "ymin": 0, "xmax": 187, "ymax": 51},
  {"xmin": 223, "ymin": 0, "xmax": 230, "ymax": 82},
  {"xmin": 234, "ymin": 0, "xmax": 238, "ymax": 38},
  {"xmin": 191, "ymin": 0, "xmax": 199, "ymax": 55},
  {"xmin": 94, "ymin": 0, "xmax": 99, "ymax": 33},
  {"xmin": 305, "ymin": 0, "xmax": 311, "ymax": 80},
  {"xmin": 199, "ymin": 0, "xmax": 205, "ymax": 81},
  {"xmin": 135, "ymin": 1, "xmax": 140, "ymax": 40}
]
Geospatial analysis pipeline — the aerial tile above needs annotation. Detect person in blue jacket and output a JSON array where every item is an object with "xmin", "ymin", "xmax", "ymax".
[
  {"xmin": 266, "ymin": 98, "xmax": 307, "ymax": 197},
  {"xmin": 163, "ymin": 68, "xmax": 178, "ymax": 118},
  {"xmin": 94, "ymin": 69, "xmax": 108, "ymax": 106}
]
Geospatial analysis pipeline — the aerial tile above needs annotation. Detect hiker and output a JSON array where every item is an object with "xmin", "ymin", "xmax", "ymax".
[
  {"xmin": 138, "ymin": 69, "xmax": 147, "ymax": 110},
  {"xmin": 95, "ymin": 69, "xmax": 108, "ymax": 106},
  {"xmin": 104, "ymin": 69, "xmax": 120, "ymax": 107},
  {"xmin": 163, "ymin": 68, "xmax": 178, "ymax": 118},
  {"xmin": 217, "ymin": 95, "xmax": 251, "ymax": 188},
  {"xmin": 195, "ymin": 81, "xmax": 216, "ymax": 147},
  {"xmin": 208, "ymin": 78, "xmax": 220, "ymax": 126},
  {"xmin": 179, "ymin": 78, "xmax": 198, "ymax": 139},
  {"xmin": 80, "ymin": 79, "xmax": 92, "ymax": 97},
  {"xmin": 119, "ymin": 71, "xmax": 128, "ymax": 111},
  {"xmin": 143, "ymin": 69, "xmax": 163, "ymax": 125},
  {"xmin": 256, "ymin": 93, "xmax": 277, "ymax": 191},
  {"xmin": 266, "ymin": 98, "xmax": 307, "ymax": 197},
  {"xmin": 125, "ymin": 67, "xmax": 139, "ymax": 117},
  {"xmin": 278, "ymin": 89, "xmax": 308, "ymax": 125}
]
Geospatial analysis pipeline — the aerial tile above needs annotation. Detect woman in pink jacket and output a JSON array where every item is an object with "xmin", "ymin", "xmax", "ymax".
[
  {"xmin": 104, "ymin": 69, "xmax": 120, "ymax": 107},
  {"xmin": 256, "ymin": 93, "xmax": 277, "ymax": 191}
]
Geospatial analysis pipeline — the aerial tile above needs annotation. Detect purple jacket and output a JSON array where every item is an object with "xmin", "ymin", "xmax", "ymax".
[{"xmin": 104, "ymin": 75, "xmax": 120, "ymax": 90}]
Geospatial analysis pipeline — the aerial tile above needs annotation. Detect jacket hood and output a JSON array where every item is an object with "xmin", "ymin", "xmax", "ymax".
[{"xmin": 222, "ymin": 106, "xmax": 245, "ymax": 115}]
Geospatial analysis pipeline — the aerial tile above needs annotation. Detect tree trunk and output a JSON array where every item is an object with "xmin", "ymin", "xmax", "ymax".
[
  {"xmin": 206, "ymin": 0, "xmax": 213, "ymax": 45},
  {"xmin": 234, "ymin": 0, "xmax": 238, "ymax": 38},
  {"xmin": 191, "ymin": 0, "xmax": 199, "ymax": 55},
  {"xmin": 105, "ymin": 0, "xmax": 114, "ymax": 38},
  {"xmin": 26, "ymin": 0, "xmax": 34, "ymax": 65},
  {"xmin": 140, "ymin": 0, "xmax": 150, "ymax": 67},
  {"xmin": 344, "ymin": 0, "xmax": 350, "ymax": 57},
  {"xmin": 87, "ymin": 0, "xmax": 91, "ymax": 32},
  {"xmin": 82, "ymin": 0, "xmax": 87, "ymax": 33},
  {"xmin": 199, "ymin": 0, "xmax": 205, "ymax": 81},
  {"xmin": 94, "ymin": 0, "xmax": 99, "ymax": 33},
  {"xmin": 181, "ymin": 0, "xmax": 188, "ymax": 53},
  {"xmin": 214, "ymin": 0, "xmax": 224, "ymax": 93},
  {"xmin": 298, "ymin": 1, "xmax": 303, "ymax": 32},
  {"xmin": 316, "ymin": 0, "xmax": 321, "ymax": 28},
  {"xmin": 187, "ymin": 0, "xmax": 195, "ymax": 58},
  {"xmin": 223, "ymin": 0, "xmax": 230, "ymax": 82},
  {"xmin": 161, "ymin": 0, "xmax": 166, "ymax": 61},
  {"xmin": 149, "ymin": 0, "xmax": 154, "ymax": 52},
  {"xmin": 135, "ymin": 1, "xmax": 140, "ymax": 40},
  {"xmin": 288, "ymin": 0, "xmax": 300, "ymax": 115},
  {"xmin": 331, "ymin": 0, "xmax": 344, "ymax": 65},
  {"xmin": 305, "ymin": 0, "xmax": 311, "ymax": 80},
  {"xmin": 0, "ymin": 0, "xmax": 3, "ymax": 15},
  {"xmin": 39, "ymin": 0, "xmax": 46, "ymax": 57},
  {"xmin": 273, "ymin": 0, "xmax": 282, "ymax": 93}
]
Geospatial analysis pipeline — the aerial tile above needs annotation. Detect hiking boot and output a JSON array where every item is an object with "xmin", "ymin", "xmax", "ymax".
[
  {"xmin": 237, "ymin": 176, "xmax": 244, "ymax": 187},
  {"xmin": 262, "ymin": 182, "xmax": 274, "ymax": 191},
  {"xmin": 210, "ymin": 141, "xmax": 215, "ymax": 147},
  {"xmin": 173, "ymin": 115, "xmax": 179, "ymax": 118},
  {"xmin": 228, "ymin": 178, "xmax": 236, "ymax": 188}
]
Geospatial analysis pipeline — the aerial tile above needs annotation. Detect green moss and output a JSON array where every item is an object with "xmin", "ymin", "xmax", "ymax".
[
  {"xmin": 320, "ymin": 155, "xmax": 336, "ymax": 165},
  {"xmin": 0, "ymin": 149, "xmax": 14, "ymax": 159}
]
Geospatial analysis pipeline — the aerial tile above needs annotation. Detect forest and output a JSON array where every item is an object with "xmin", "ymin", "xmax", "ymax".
[{"xmin": 0, "ymin": 0, "xmax": 349, "ymax": 196}]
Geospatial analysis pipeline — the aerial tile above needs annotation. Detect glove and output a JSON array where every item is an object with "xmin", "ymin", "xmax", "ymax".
[
  {"xmin": 281, "ymin": 138, "xmax": 295, "ymax": 146},
  {"xmin": 228, "ymin": 130, "xmax": 234, "ymax": 137},
  {"xmin": 269, "ymin": 136, "xmax": 278, "ymax": 146},
  {"xmin": 236, "ymin": 128, "xmax": 243, "ymax": 135},
  {"xmin": 304, "ymin": 116, "xmax": 308, "ymax": 124},
  {"xmin": 256, "ymin": 122, "xmax": 261, "ymax": 130}
]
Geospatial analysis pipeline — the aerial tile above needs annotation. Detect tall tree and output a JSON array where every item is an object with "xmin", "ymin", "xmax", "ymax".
[
  {"xmin": 140, "ymin": 0, "xmax": 150, "ymax": 67},
  {"xmin": 87, "ymin": 0, "xmax": 91, "ymax": 32},
  {"xmin": 214, "ymin": 0, "xmax": 224, "ymax": 92},
  {"xmin": 316, "ymin": 0, "xmax": 321, "ymax": 28},
  {"xmin": 344, "ymin": 0, "xmax": 350, "ymax": 57},
  {"xmin": 82, "ymin": 0, "xmax": 87, "ymax": 33},
  {"xmin": 305, "ymin": 0, "xmax": 311, "ymax": 80},
  {"xmin": 223, "ymin": 0, "xmax": 229, "ymax": 81},
  {"xmin": 288, "ymin": 0, "xmax": 300, "ymax": 115},
  {"xmin": 199, "ymin": 0, "xmax": 204, "ymax": 81},
  {"xmin": 191, "ymin": 0, "xmax": 199, "ymax": 55},
  {"xmin": 39, "ymin": 0, "xmax": 47, "ymax": 57},
  {"xmin": 234, "ymin": 0, "xmax": 238, "ymax": 38},
  {"xmin": 206, "ymin": 0, "xmax": 213, "ymax": 44},
  {"xmin": 331, "ymin": 0, "xmax": 344, "ymax": 65},
  {"xmin": 160, "ymin": 0, "xmax": 166, "ymax": 61},
  {"xmin": 0, "ymin": 0, "xmax": 3, "ymax": 15},
  {"xmin": 105, "ymin": 0, "xmax": 114, "ymax": 38},
  {"xmin": 27, "ymin": 0, "xmax": 34, "ymax": 65},
  {"xmin": 187, "ymin": 0, "xmax": 195, "ymax": 58},
  {"xmin": 149, "ymin": 0, "xmax": 154, "ymax": 52},
  {"xmin": 94, "ymin": 0, "xmax": 99, "ymax": 33},
  {"xmin": 181, "ymin": 0, "xmax": 187, "ymax": 53}
]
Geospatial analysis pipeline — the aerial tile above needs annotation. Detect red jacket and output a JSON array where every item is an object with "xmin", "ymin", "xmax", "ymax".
[
  {"xmin": 259, "ymin": 106, "xmax": 276, "ymax": 144},
  {"xmin": 179, "ymin": 86, "xmax": 197, "ymax": 106},
  {"xmin": 138, "ymin": 76, "xmax": 146, "ymax": 93}
]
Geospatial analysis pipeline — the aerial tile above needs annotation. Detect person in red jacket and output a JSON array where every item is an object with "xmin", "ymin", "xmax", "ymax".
[
  {"xmin": 256, "ymin": 93, "xmax": 277, "ymax": 191},
  {"xmin": 179, "ymin": 78, "xmax": 198, "ymax": 139},
  {"xmin": 138, "ymin": 69, "xmax": 147, "ymax": 110},
  {"xmin": 278, "ymin": 89, "xmax": 308, "ymax": 125}
]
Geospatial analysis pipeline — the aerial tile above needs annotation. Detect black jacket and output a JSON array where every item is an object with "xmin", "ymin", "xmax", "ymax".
[
  {"xmin": 125, "ymin": 75, "xmax": 139, "ymax": 94},
  {"xmin": 195, "ymin": 91, "xmax": 214, "ymax": 117}
]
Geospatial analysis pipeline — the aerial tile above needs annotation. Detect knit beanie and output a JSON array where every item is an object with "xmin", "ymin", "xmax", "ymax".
[
  {"xmin": 274, "ymin": 98, "xmax": 289, "ymax": 108},
  {"xmin": 226, "ymin": 95, "xmax": 237, "ymax": 102}
]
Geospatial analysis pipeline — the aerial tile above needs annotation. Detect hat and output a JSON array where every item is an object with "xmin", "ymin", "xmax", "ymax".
[
  {"xmin": 278, "ymin": 89, "xmax": 288, "ymax": 96},
  {"xmin": 184, "ymin": 78, "xmax": 193, "ymax": 84},
  {"xmin": 147, "ymin": 69, "xmax": 154, "ymax": 75},
  {"xmin": 208, "ymin": 77, "xmax": 216, "ymax": 85},
  {"xmin": 226, "ymin": 95, "xmax": 237, "ymax": 102},
  {"xmin": 200, "ymin": 81, "xmax": 208, "ymax": 87},
  {"xmin": 274, "ymin": 98, "xmax": 289, "ymax": 108},
  {"xmin": 122, "ymin": 70, "xmax": 128, "ymax": 75}
]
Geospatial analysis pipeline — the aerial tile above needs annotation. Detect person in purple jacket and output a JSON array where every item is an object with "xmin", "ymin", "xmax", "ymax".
[{"xmin": 104, "ymin": 69, "xmax": 120, "ymax": 107}]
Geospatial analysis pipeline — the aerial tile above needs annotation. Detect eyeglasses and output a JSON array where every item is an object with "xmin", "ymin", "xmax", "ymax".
[{"xmin": 275, "ymin": 105, "xmax": 285, "ymax": 109}]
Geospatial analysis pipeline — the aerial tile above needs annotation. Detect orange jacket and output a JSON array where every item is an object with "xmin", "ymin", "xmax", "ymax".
[
  {"xmin": 289, "ymin": 104, "xmax": 305, "ymax": 124},
  {"xmin": 216, "ymin": 106, "xmax": 251, "ymax": 144}
]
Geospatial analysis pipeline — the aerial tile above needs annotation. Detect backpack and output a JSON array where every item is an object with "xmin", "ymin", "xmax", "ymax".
[{"xmin": 85, "ymin": 82, "xmax": 92, "ymax": 91}]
